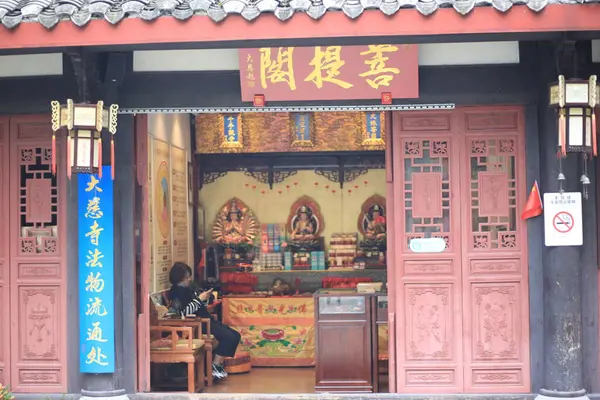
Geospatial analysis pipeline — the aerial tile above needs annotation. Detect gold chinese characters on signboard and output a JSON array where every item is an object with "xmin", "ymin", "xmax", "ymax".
[
  {"xmin": 219, "ymin": 114, "xmax": 243, "ymax": 151},
  {"xmin": 239, "ymin": 45, "xmax": 418, "ymax": 102}
]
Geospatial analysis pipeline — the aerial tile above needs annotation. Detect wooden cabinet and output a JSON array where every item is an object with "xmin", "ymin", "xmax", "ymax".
[{"xmin": 314, "ymin": 290, "xmax": 375, "ymax": 393}]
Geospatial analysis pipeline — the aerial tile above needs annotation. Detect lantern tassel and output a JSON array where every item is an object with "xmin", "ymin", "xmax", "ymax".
[
  {"xmin": 111, "ymin": 137, "xmax": 115, "ymax": 180},
  {"xmin": 592, "ymin": 112, "xmax": 597, "ymax": 157},
  {"xmin": 51, "ymin": 133, "xmax": 56, "ymax": 175},
  {"xmin": 66, "ymin": 136, "xmax": 72, "ymax": 179},
  {"xmin": 559, "ymin": 109, "xmax": 567, "ymax": 157},
  {"xmin": 97, "ymin": 138, "xmax": 102, "ymax": 179}
]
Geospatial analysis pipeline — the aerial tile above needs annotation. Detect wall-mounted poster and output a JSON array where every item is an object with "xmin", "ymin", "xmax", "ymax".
[
  {"xmin": 153, "ymin": 139, "xmax": 172, "ymax": 291},
  {"xmin": 171, "ymin": 146, "xmax": 189, "ymax": 265},
  {"xmin": 148, "ymin": 136, "xmax": 155, "ymax": 292}
]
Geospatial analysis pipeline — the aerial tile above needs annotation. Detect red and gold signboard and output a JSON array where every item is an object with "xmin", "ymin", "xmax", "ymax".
[{"xmin": 239, "ymin": 44, "xmax": 419, "ymax": 102}]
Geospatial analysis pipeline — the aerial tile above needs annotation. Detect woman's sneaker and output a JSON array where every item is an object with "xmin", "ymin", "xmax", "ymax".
[
  {"xmin": 216, "ymin": 364, "xmax": 228, "ymax": 378},
  {"xmin": 212, "ymin": 364, "xmax": 225, "ymax": 380}
]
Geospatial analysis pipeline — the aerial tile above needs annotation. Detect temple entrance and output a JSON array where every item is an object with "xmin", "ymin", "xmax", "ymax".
[
  {"xmin": 0, "ymin": 116, "xmax": 67, "ymax": 393},
  {"xmin": 392, "ymin": 106, "xmax": 530, "ymax": 393}
]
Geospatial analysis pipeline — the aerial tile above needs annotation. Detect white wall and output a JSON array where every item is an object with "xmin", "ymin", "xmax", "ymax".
[{"xmin": 148, "ymin": 113, "xmax": 194, "ymax": 275}]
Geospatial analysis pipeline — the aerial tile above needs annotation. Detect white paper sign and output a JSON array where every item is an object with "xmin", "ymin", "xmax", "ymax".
[
  {"xmin": 543, "ymin": 192, "xmax": 583, "ymax": 247},
  {"xmin": 409, "ymin": 237, "xmax": 447, "ymax": 253}
]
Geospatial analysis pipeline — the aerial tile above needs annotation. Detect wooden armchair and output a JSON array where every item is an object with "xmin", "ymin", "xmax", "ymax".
[
  {"xmin": 149, "ymin": 325, "xmax": 205, "ymax": 392},
  {"xmin": 149, "ymin": 291, "xmax": 219, "ymax": 387}
]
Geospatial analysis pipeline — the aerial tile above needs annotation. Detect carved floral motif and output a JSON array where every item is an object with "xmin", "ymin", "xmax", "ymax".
[
  {"xmin": 407, "ymin": 287, "xmax": 451, "ymax": 360},
  {"xmin": 474, "ymin": 286, "xmax": 517, "ymax": 359},
  {"xmin": 21, "ymin": 289, "xmax": 57, "ymax": 360},
  {"xmin": 404, "ymin": 141, "xmax": 421, "ymax": 156}
]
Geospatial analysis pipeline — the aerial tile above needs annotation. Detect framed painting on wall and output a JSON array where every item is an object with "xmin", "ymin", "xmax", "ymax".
[{"xmin": 197, "ymin": 207, "xmax": 206, "ymax": 241}]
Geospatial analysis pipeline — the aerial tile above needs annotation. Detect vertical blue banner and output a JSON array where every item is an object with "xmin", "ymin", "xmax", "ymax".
[
  {"xmin": 78, "ymin": 166, "xmax": 115, "ymax": 373},
  {"xmin": 366, "ymin": 112, "xmax": 382, "ymax": 139}
]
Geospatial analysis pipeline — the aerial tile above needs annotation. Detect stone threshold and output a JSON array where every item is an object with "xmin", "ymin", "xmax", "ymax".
[{"xmin": 13, "ymin": 393, "xmax": 600, "ymax": 400}]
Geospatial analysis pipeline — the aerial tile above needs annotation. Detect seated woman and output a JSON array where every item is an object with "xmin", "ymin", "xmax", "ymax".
[{"xmin": 168, "ymin": 262, "xmax": 241, "ymax": 380}]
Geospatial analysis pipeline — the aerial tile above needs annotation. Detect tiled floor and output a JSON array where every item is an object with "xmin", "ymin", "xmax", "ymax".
[{"xmin": 204, "ymin": 367, "xmax": 316, "ymax": 394}]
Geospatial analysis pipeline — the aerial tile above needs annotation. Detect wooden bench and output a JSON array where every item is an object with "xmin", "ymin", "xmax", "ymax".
[{"xmin": 150, "ymin": 290, "xmax": 219, "ymax": 387}]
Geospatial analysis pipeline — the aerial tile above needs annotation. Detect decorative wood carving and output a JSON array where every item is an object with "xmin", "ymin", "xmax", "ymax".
[
  {"xmin": 8, "ymin": 116, "xmax": 67, "ymax": 393},
  {"xmin": 402, "ymin": 138, "xmax": 452, "ymax": 252},
  {"xmin": 287, "ymin": 196, "xmax": 324, "ymax": 239},
  {"xmin": 472, "ymin": 284, "xmax": 519, "ymax": 361},
  {"xmin": 395, "ymin": 107, "xmax": 529, "ymax": 393},
  {"xmin": 412, "ymin": 172, "xmax": 443, "ymax": 219},
  {"xmin": 406, "ymin": 370, "xmax": 454, "ymax": 385},
  {"xmin": 469, "ymin": 136, "xmax": 518, "ymax": 250},
  {"xmin": 404, "ymin": 260, "xmax": 453, "ymax": 275},
  {"xmin": 357, "ymin": 194, "xmax": 386, "ymax": 237},
  {"xmin": 406, "ymin": 285, "xmax": 453, "ymax": 362},
  {"xmin": 400, "ymin": 114, "xmax": 451, "ymax": 131},
  {"xmin": 196, "ymin": 112, "xmax": 369, "ymax": 154},
  {"xmin": 465, "ymin": 111, "xmax": 519, "ymax": 131}
]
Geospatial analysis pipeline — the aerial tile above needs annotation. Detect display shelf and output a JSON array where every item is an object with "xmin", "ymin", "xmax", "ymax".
[{"xmin": 219, "ymin": 266, "xmax": 385, "ymax": 273}]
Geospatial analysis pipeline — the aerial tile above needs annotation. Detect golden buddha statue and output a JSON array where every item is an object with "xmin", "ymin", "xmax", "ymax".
[
  {"xmin": 364, "ymin": 204, "xmax": 386, "ymax": 241},
  {"xmin": 212, "ymin": 198, "xmax": 258, "ymax": 246},
  {"xmin": 290, "ymin": 205, "xmax": 316, "ymax": 241}
]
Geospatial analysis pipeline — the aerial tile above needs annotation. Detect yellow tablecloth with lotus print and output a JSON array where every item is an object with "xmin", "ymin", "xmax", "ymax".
[{"xmin": 222, "ymin": 296, "xmax": 315, "ymax": 366}]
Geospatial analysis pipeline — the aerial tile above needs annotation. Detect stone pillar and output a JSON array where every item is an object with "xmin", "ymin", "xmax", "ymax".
[{"xmin": 534, "ymin": 41, "xmax": 589, "ymax": 400}]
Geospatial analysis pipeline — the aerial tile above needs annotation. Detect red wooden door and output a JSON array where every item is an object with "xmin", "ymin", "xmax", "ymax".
[
  {"xmin": 0, "ymin": 118, "xmax": 9, "ymax": 387},
  {"xmin": 3, "ymin": 116, "xmax": 67, "ymax": 393},
  {"xmin": 392, "ymin": 107, "xmax": 530, "ymax": 393}
]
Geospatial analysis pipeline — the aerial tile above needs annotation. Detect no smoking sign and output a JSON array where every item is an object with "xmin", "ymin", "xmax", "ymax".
[
  {"xmin": 544, "ymin": 192, "xmax": 583, "ymax": 247},
  {"xmin": 552, "ymin": 211, "xmax": 574, "ymax": 233}
]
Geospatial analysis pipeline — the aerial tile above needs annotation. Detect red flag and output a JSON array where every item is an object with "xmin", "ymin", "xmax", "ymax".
[{"xmin": 521, "ymin": 180, "xmax": 543, "ymax": 220}]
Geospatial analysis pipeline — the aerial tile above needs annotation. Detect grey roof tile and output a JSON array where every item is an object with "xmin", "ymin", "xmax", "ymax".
[{"xmin": 0, "ymin": 0, "xmax": 593, "ymax": 29}]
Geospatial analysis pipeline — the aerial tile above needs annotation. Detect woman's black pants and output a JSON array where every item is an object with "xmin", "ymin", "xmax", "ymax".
[{"xmin": 210, "ymin": 319, "xmax": 241, "ymax": 358}]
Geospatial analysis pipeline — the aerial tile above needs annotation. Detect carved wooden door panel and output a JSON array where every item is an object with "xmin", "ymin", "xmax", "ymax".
[
  {"xmin": 394, "ymin": 112, "xmax": 464, "ymax": 392},
  {"xmin": 393, "ymin": 107, "xmax": 530, "ymax": 393},
  {"xmin": 0, "ymin": 118, "xmax": 9, "ymax": 387},
  {"xmin": 8, "ymin": 116, "xmax": 67, "ymax": 393},
  {"xmin": 460, "ymin": 108, "xmax": 530, "ymax": 392}
]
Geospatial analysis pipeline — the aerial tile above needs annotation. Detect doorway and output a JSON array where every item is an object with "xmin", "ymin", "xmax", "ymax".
[
  {"xmin": 392, "ymin": 106, "xmax": 530, "ymax": 393},
  {"xmin": 0, "ymin": 116, "xmax": 68, "ymax": 393}
]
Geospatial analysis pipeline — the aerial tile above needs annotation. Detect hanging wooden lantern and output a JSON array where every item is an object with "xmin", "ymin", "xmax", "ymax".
[
  {"xmin": 50, "ymin": 99, "xmax": 119, "ymax": 179},
  {"xmin": 549, "ymin": 75, "xmax": 599, "ymax": 157}
]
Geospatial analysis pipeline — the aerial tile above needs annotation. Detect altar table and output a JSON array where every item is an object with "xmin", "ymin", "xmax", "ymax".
[{"xmin": 222, "ymin": 295, "xmax": 315, "ymax": 367}]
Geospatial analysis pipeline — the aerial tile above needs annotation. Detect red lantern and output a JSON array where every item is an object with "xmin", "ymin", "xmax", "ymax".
[
  {"xmin": 348, "ymin": 189, "xmax": 352, "ymax": 195},
  {"xmin": 252, "ymin": 185, "xmax": 257, "ymax": 190},
  {"xmin": 354, "ymin": 185, "xmax": 359, "ymax": 190},
  {"xmin": 363, "ymin": 180, "xmax": 368, "ymax": 187},
  {"xmin": 286, "ymin": 185, "xmax": 290, "ymax": 191},
  {"xmin": 314, "ymin": 182, "xmax": 319, "ymax": 187},
  {"xmin": 331, "ymin": 189, "xmax": 337, "ymax": 196},
  {"xmin": 277, "ymin": 189, "xmax": 283, "ymax": 196}
]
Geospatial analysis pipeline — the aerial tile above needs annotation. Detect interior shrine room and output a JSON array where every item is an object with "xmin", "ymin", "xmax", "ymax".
[{"xmin": 146, "ymin": 109, "xmax": 391, "ymax": 394}]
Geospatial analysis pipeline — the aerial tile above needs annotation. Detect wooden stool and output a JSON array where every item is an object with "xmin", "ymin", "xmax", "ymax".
[{"xmin": 223, "ymin": 351, "xmax": 252, "ymax": 374}]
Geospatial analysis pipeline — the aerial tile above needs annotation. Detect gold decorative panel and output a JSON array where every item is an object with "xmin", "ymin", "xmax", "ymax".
[{"xmin": 195, "ymin": 111, "xmax": 379, "ymax": 154}]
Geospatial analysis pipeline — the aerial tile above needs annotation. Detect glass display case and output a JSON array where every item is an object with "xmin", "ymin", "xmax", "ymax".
[{"xmin": 318, "ymin": 295, "xmax": 366, "ymax": 315}]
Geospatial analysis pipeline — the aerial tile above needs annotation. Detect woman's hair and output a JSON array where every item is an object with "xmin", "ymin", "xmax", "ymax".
[{"xmin": 169, "ymin": 262, "xmax": 192, "ymax": 286}]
